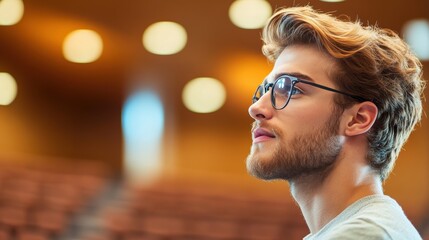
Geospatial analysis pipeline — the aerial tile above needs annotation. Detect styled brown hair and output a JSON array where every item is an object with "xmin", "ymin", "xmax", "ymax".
[{"xmin": 262, "ymin": 6, "xmax": 425, "ymax": 180}]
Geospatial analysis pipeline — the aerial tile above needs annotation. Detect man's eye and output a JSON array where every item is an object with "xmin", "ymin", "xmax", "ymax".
[{"xmin": 291, "ymin": 87, "xmax": 303, "ymax": 95}]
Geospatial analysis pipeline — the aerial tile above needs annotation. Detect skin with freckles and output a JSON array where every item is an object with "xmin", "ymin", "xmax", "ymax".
[{"xmin": 247, "ymin": 44, "xmax": 382, "ymax": 233}]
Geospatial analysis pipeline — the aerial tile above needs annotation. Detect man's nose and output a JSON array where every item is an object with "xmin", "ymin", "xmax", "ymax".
[{"xmin": 248, "ymin": 93, "xmax": 273, "ymax": 120}]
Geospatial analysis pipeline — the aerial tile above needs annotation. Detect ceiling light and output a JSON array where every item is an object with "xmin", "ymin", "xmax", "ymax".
[
  {"xmin": 63, "ymin": 29, "xmax": 103, "ymax": 63},
  {"xmin": 0, "ymin": 72, "xmax": 18, "ymax": 105},
  {"xmin": 143, "ymin": 21, "xmax": 187, "ymax": 55},
  {"xmin": 182, "ymin": 77, "xmax": 226, "ymax": 113},
  {"xmin": 229, "ymin": 0, "xmax": 272, "ymax": 29},
  {"xmin": 0, "ymin": 0, "xmax": 24, "ymax": 26}
]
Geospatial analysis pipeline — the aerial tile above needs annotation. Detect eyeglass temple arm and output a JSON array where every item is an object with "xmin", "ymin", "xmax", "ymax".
[{"xmin": 298, "ymin": 80, "xmax": 369, "ymax": 102}]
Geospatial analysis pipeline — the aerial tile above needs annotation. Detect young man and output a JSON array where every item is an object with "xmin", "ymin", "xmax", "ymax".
[{"xmin": 247, "ymin": 6, "xmax": 424, "ymax": 239}]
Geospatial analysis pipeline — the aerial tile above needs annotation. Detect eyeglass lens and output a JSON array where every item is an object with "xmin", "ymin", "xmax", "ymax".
[
  {"xmin": 252, "ymin": 76, "xmax": 295, "ymax": 109},
  {"xmin": 272, "ymin": 77, "xmax": 293, "ymax": 109},
  {"xmin": 253, "ymin": 84, "xmax": 269, "ymax": 103}
]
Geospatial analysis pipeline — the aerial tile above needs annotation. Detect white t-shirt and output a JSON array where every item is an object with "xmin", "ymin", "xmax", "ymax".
[{"xmin": 304, "ymin": 195, "xmax": 422, "ymax": 240}]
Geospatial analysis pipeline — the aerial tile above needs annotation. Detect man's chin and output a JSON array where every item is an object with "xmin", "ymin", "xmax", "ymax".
[{"xmin": 246, "ymin": 154, "xmax": 278, "ymax": 180}]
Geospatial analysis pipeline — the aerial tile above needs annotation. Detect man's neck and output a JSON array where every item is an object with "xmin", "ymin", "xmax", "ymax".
[{"xmin": 289, "ymin": 154, "xmax": 384, "ymax": 234}]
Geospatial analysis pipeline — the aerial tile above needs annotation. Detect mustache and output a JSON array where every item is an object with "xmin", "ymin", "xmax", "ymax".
[
  {"xmin": 251, "ymin": 121, "xmax": 257, "ymax": 132},
  {"xmin": 251, "ymin": 121, "xmax": 281, "ymax": 137}
]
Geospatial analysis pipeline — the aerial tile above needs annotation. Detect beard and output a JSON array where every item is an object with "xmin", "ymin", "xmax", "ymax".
[{"xmin": 246, "ymin": 110, "xmax": 343, "ymax": 182}]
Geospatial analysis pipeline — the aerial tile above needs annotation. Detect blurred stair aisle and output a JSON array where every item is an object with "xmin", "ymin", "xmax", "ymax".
[{"xmin": 58, "ymin": 177, "xmax": 123, "ymax": 240}]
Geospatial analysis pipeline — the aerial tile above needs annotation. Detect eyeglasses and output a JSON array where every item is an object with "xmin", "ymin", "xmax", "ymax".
[{"xmin": 252, "ymin": 74, "xmax": 369, "ymax": 110}]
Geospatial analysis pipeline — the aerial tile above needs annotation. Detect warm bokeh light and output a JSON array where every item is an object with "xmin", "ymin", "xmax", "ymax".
[
  {"xmin": 122, "ymin": 90, "xmax": 164, "ymax": 185},
  {"xmin": 62, "ymin": 29, "xmax": 103, "ymax": 63},
  {"xmin": 0, "ymin": 72, "xmax": 18, "ymax": 105},
  {"xmin": 229, "ymin": 0, "xmax": 272, "ymax": 29},
  {"xmin": 403, "ymin": 19, "xmax": 429, "ymax": 61},
  {"xmin": 143, "ymin": 21, "xmax": 187, "ymax": 55},
  {"xmin": 216, "ymin": 52, "xmax": 272, "ymax": 110},
  {"xmin": 0, "ymin": 0, "xmax": 24, "ymax": 26},
  {"xmin": 182, "ymin": 77, "xmax": 226, "ymax": 113}
]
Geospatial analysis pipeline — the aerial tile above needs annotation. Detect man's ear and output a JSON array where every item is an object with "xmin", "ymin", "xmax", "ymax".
[{"xmin": 343, "ymin": 102, "xmax": 378, "ymax": 137}]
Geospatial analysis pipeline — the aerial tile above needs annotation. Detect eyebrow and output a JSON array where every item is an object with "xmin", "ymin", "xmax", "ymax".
[
  {"xmin": 285, "ymin": 72, "xmax": 314, "ymax": 82},
  {"xmin": 264, "ymin": 72, "xmax": 315, "ymax": 85}
]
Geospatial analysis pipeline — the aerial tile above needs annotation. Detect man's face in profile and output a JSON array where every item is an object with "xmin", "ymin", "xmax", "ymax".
[{"xmin": 246, "ymin": 44, "xmax": 344, "ymax": 181}]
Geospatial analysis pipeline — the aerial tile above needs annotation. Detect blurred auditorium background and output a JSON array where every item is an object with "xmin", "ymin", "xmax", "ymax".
[{"xmin": 0, "ymin": 0, "xmax": 428, "ymax": 239}]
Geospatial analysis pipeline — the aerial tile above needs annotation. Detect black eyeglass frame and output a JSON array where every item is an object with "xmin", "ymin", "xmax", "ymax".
[{"xmin": 252, "ymin": 74, "xmax": 370, "ymax": 110}]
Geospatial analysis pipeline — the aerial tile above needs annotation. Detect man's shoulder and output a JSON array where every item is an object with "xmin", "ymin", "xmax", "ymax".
[
  {"xmin": 325, "ymin": 196, "xmax": 422, "ymax": 240},
  {"xmin": 305, "ymin": 195, "xmax": 422, "ymax": 240},
  {"xmin": 322, "ymin": 215, "xmax": 421, "ymax": 240},
  {"xmin": 320, "ymin": 219, "xmax": 392, "ymax": 239}
]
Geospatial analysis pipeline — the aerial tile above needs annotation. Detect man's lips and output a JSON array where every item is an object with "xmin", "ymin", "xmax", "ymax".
[{"xmin": 252, "ymin": 128, "xmax": 276, "ymax": 143}]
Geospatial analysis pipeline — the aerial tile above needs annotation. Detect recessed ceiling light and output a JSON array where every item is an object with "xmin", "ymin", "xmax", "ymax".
[
  {"xmin": 0, "ymin": 0, "xmax": 24, "ymax": 26},
  {"xmin": 0, "ymin": 72, "xmax": 18, "ymax": 105},
  {"xmin": 182, "ymin": 77, "xmax": 226, "ymax": 113},
  {"xmin": 63, "ymin": 29, "xmax": 103, "ymax": 63},
  {"xmin": 143, "ymin": 21, "xmax": 187, "ymax": 55},
  {"xmin": 229, "ymin": 0, "xmax": 272, "ymax": 29}
]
